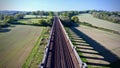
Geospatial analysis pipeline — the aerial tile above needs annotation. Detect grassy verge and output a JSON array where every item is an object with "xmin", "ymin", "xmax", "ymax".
[
  {"xmin": 22, "ymin": 27, "xmax": 50, "ymax": 68},
  {"xmin": 80, "ymin": 22, "xmax": 120, "ymax": 35}
]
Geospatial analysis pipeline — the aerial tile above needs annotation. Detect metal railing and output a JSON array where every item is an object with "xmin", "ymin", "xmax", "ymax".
[
  {"xmin": 58, "ymin": 17, "xmax": 87, "ymax": 68},
  {"xmin": 39, "ymin": 17, "xmax": 55, "ymax": 68}
]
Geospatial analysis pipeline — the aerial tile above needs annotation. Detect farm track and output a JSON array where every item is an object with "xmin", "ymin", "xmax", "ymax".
[{"xmin": 40, "ymin": 17, "xmax": 83, "ymax": 68}]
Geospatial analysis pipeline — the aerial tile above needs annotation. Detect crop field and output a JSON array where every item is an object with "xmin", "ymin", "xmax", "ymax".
[
  {"xmin": 77, "ymin": 14, "xmax": 120, "ymax": 33},
  {"xmin": 0, "ymin": 25, "xmax": 43, "ymax": 68},
  {"xmin": 67, "ymin": 25, "xmax": 120, "ymax": 67},
  {"xmin": 76, "ymin": 25, "xmax": 120, "ymax": 59}
]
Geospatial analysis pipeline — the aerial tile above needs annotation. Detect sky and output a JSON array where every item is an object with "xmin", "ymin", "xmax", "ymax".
[{"xmin": 0, "ymin": 0, "xmax": 120, "ymax": 11}]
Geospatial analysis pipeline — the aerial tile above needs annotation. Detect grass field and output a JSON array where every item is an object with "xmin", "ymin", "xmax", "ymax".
[
  {"xmin": 24, "ymin": 15, "xmax": 47, "ymax": 19},
  {"xmin": 77, "ymin": 14, "xmax": 120, "ymax": 33},
  {"xmin": 18, "ymin": 19, "xmax": 41, "ymax": 24},
  {"xmin": 24, "ymin": 15, "xmax": 39, "ymax": 19},
  {"xmin": 0, "ymin": 25, "xmax": 43, "ymax": 68},
  {"xmin": 18, "ymin": 15, "xmax": 48, "ymax": 25}
]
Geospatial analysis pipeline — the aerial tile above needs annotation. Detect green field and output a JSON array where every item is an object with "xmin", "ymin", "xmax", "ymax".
[
  {"xmin": 24, "ymin": 15, "xmax": 39, "ymax": 19},
  {"xmin": 0, "ymin": 25, "xmax": 43, "ymax": 68},
  {"xmin": 24, "ymin": 15, "xmax": 47, "ymax": 19},
  {"xmin": 77, "ymin": 14, "xmax": 120, "ymax": 33},
  {"xmin": 18, "ymin": 18, "xmax": 41, "ymax": 24},
  {"xmin": 18, "ymin": 15, "xmax": 48, "ymax": 25}
]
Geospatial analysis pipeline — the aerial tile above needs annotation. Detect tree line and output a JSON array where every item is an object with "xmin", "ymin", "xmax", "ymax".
[
  {"xmin": 26, "ymin": 11, "xmax": 79, "ymax": 16},
  {"xmin": 59, "ymin": 11, "xmax": 79, "ymax": 27},
  {"xmin": 89, "ymin": 10, "xmax": 120, "ymax": 24},
  {"xmin": 26, "ymin": 11, "xmax": 80, "ymax": 27},
  {"xmin": 1, "ymin": 10, "xmax": 119, "ymax": 27},
  {"xmin": 0, "ymin": 14, "xmax": 24, "ymax": 27}
]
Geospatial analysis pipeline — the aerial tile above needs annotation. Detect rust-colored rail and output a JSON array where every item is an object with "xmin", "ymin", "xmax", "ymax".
[{"xmin": 40, "ymin": 17, "xmax": 87, "ymax": 68}]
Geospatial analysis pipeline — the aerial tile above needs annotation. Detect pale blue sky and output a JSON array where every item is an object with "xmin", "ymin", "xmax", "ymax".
[{"xmin": 0, "ymin": 0, "xmax": 120, "ymax": 11}]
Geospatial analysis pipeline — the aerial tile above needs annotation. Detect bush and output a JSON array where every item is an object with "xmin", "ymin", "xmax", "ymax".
[
  {"xmin": 60, "ymin": 16, "xmax": 72, "ymax": 27},
  {"xmin": 4, "ymin": 15, "xmax": 15, "ymax": 23},
  {"xmin": 46, "ymin": 17, "xmax": 53, "ymax": 26},
  {"xmin": 0, "ymin": 22, "xmax": 10, "ymax": 27},
  {"xmin": 71, "ymin": 16, "xmax": 79, "ymax": 23},
  {"xmin": 38, "ymin": 19, "xmax": 47, "ymax": 26}
]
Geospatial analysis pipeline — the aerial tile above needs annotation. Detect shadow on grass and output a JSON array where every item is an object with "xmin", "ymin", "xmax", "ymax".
[
  {"xmin": 0, "ymin": 20, "xmax": 49, "ymax": 33},
  {"xmin": 10, "ymin": 21, "xmax": 52, "ymax": 27},
  {"xmin": 0, "ymin": 28, "xmax": 11, "ymax": 33},
  {"xmin": 86, "ymin": 62, "xmax": 110, "ymax": 67},
  {"xmin": 77, "ymin": 50, "xmax": 99, "ymax": 55},
  {"xmin": 77, "ymin": 47, "xmax": 94, "ymax": 50},
  {"xmin": 70, "ymin": 27, "xmax": 120, "ymax": 68},
  {"xmin": 0, "ymin": 24, "xmax": 16, "ymax": 33}
]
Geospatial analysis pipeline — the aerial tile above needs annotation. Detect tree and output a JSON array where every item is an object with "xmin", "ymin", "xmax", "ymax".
[
  {"xmin": 0, "ymin": 14, "xmax": 4, "ymax": 20},
  {"xmin": 71, "ymin": 16, "xmax": 79, "ymax": 23},
  {"xmin": 60, "ymin": 16, "xmax": 72, "ymax": 26},
  {"xmin": 37, "ymin": 11, "xmax": 45, "ymax": 18},
  {"xmin": 38, "ymin": 19, "xmax": 48, "ymax": 26},
  {"xmin": 49, "ymin": 11, "xmax": 54, "ymax": 17},
  {"xmin": 31, "ymin": 11, "xmax": 38, "ymax": 18},
  {"xmin": 46, "ymin": 17, "xmax": 53, "ymax": 26},
  {"xmin": 91, "ymin": 10, "xmax": 120, "ymax": 24},
  {"xmin": 4, "ymin": 15, "xmax": 14, "ymax": 23},
  {"xmin": 14, "ymin": 14, "xmax": 24, "ymax": 20},
  {"xmin": 31, "ymin": 11, "xmax": 36, "ymax": 15}
]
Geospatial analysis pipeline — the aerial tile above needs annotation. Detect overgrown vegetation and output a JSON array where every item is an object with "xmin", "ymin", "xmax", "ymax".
[{"xmin": 22, "ymin": 27, "xmax": 50, "ymax": 68}]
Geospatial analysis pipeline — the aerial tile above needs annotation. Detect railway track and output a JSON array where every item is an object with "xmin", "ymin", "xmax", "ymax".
[{"xmin": 40, "ymin": 17, "xmax": 87, "ymax": 68}]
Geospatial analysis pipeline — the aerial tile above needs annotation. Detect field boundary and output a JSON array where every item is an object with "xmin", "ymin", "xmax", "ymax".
[
  {"xmin": 22, "ymin": 27, "xmax": 45, "ymax": 68},
  {"xmin": 80, "ymin": 22, "xmax": 120, "ymax": 35}
]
